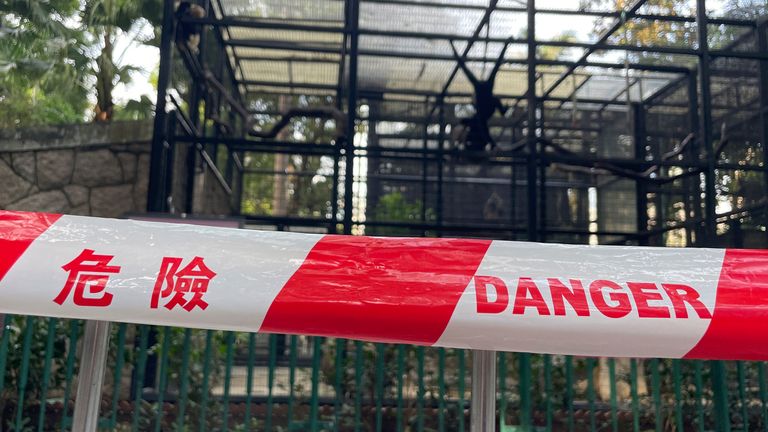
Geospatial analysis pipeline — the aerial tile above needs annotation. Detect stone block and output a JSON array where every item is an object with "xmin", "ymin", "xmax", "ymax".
[
  {"xmin": 6, "ymin": 190, "xmax": 69, "ymax": 213},
  {"xmin": 11, "ymin": 152, "xmax": 36, "ymax": 183},
  {"xmin": 63, "ymin": 185, "xmax": 89, "ymax": 206},
  {"xmin": 90, "ymin": 184, "xmax": 135, "ymax": 218},
  {"xmin": 68, "ymin": 203, "xmax": 91, "ymax": 216},
  {"xmin": 0, "ymin": 159, "xmax": 31, "ymax": 207},
  {"xmin": 117, "ymin": 152, "xmax": 137, "ymax": 182},
  {"xmin": 37, "ymin": 149, "xmax": 74, "ymax": 189},
  {"xmin": 72, "ymin": 149, "xmax": 123, "ymax": 187}
]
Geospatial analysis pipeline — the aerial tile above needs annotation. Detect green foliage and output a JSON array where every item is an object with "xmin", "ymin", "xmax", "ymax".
[
  {"xmin": 240, "ymin": 95, "xmax": 338, "ymax": 219},
  {"xmin": 583, "ymin": 0, "xmax": 766, "ymax": 63},
  {"xmin": 370, "ymin": 191, "xmax": 434, "ymax": 236},
  {"xmin": 374, "ymin": 191, "xmax": 426, "ymax": 224},
  {"xmin": 82, "ymin": 0, "xmax": 160, "ymax": 32},
  {"xmin": 0, "ymin": 0, "xmax": 161, "ymax": 127},
  {"xmin": 83, "ymin": 0, "xmax": 162, "ymax": 121},
  {"xmin": 0, "ymin": 316, "xmax": 76, "ymax": 430},
  {"xmin": 113, "ymin": 95, "xmax": 155, "ymax": 120},
  {"xmin": 0, "ymin": 1, "xmax": 90, "ymax": 127}
]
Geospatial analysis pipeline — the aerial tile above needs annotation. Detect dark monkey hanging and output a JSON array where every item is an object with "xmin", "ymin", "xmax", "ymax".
[{"xmin": 450, "ymin": 38, "xmax": 514, "ymax": 152}]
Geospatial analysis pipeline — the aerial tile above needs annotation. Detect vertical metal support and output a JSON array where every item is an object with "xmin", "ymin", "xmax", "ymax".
[
  {"xmin": 538, "ymin": 94, "xmax": 546, "ymax": 243},
  {"xmin": 421, "ymin": 96, "xmax": 430, "ymax": 236},
  {"xmin": 521, "ymin": 2, "xmax": 537, "ymax": 427},
  {"xmin": 165, "ymin": 110, "xmax": 178, "ymax": 213},
  {"xmin": 687, "ymin": 72, "xmax": 703, "ymax": 245},
  {"xmin": 210, "ymin": 5, "xmax": 224, "ymax": 167},
  {"xmin": 710, "ymin": 359, "xmax": 731, "ymax": 432},
  {"xmin": 633, "ymin": 103, "xmax": 649, "ymax": 246},
  {"xmin": 234, "ymin": 150, "xmax": 245, "ymax": 215},
  {"xmin": 184, "ymin": 0, "xmax": 210, "ymax": 215},
  {"xmin": 71, "ymin": 320, "xmax": 111, "ymax": 432},
  {"xmin": 192, "ymin": 0, "xmax": 209, "ymax": 131},
  {"xmin": 184, "ymin": 132, "xmax": 197, "ymax": 214},
  {"xmin": 650, "ymin": 112, "xmax": 664, "ymax": 247},
  {"xmin": 330, "ymin": 147, "xmax": 341, "ymax": 234},
  {"xmin": 526, "ymin": 0, "xmax": 538, "ymax": 243},
  {"xmin": 330, "ymin": 4, "xmax": 348, "ymax": 230},
  {"xmin": 148, "ymin": 0, "xmax": 176, "ymax": 213},
  {"xmin": 436, "ymin": 97, "xmax": 445, "ymax": 233},
  {"xmin": 365, "ymin": 100, "xmax": 382, "ymax": 234},
  {"xmin": 696, "ymin": 0, "xmax": 717, "ymax": 245},
  {"xmin": 471, "ymin": 350, "xmax": 496, "ymax": 432},
  {"xmin": 342, "ymin": 0, "xmax": 359, "ymax": 235},
  {"xmin": 757, "ymin": 22, "xmax": 768, "ymax": 194},
  {"xmin": 142, "ymin": 0, "xmax": 176, "ymax": 414},
  {"xmin": 229, "ymin": 107, "xmax": 243, "ymax": 215}
]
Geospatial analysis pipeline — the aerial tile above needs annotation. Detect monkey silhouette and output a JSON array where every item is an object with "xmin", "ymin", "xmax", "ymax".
[
  {"xmin": 450, "ymin": 39, "xmax": 513, "ymax": 151},
  {"xmin": 175, "ymin": 1, "xmax": 206, "ymax": 54}
]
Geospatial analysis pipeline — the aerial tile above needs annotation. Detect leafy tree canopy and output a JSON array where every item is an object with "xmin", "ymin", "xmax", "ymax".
[
  {"xmin": 0, "ymin": 0, "xmax": 90, "ymax": 127},
  {"xmin": 582, "ymin": 0, "xmax": 766, "ymax": 63},
  {"xmin": 0, "ymin": 0, "xmax": 161, "ymax": 128}
]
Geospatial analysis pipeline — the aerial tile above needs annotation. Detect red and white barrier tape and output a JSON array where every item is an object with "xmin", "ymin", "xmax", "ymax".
[{"xmin": 0, "ymin": 210, "xmax": 766, "ymax": 360}]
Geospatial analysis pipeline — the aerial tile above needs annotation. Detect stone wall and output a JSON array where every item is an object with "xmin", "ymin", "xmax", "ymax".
[
  {"xmin": 0, "ymin": 121, "xmax": 153, "ymax": 217},
  {"xmin": 0, "ymin": 121, "xmax": 237, "ymax": 218}
]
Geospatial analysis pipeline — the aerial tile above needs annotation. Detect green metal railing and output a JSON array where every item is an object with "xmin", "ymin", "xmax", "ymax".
[{"xmin": 0, "ymin": 314, "xmax": 766, "ymax": 431}]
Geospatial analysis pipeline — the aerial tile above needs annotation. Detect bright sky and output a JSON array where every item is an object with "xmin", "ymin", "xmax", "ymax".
[{"xmin": 112, "ymin": 19, "xmax": 160, "ymax": 105}]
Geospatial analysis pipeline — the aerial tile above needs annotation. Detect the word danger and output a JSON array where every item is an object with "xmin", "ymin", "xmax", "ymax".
[{"xmin": 473, "ymin": 276, "xmax": 712, "ymax": 319}]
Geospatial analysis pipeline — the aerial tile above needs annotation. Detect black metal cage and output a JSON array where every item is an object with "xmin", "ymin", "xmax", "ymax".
[{"xmin": 148, "ymin": 0, "xmax": 768, "ymax": 249}]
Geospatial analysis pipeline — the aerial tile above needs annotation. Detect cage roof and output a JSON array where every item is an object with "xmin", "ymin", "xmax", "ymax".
[{"xmin": 208, "ymin": 0, "xmax": 758, "ymax": 110}]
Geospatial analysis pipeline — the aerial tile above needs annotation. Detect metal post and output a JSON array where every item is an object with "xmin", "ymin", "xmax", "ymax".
[
  {"xmin": 538, "ymin": 85, "xmax": 546, "ymax": 243},
  {"xmin": 143, "ymin": 1, "xmax": 177, "ymax": 399},
  {"xmin": 471, "ymin": 350, "xmax": 496, "ymax": 432},
  {"xmin": 71, "ymin": 320, "xmax": 112, "ymax": 432},
  {"xmin": 526, "ymin": 0, "xmax": 538, "ymax": 242},
  {"xmin": 757, "ymin": 21, "xmax": 768, "ymax": 194},
  {"xmin": 436, "ymin": 97, "xmax": 445, "ymax": 232},
  {"xmin": 148, "ymin": 0, "xmax": 176, "ymax": 213},
  {"xmin": 164, "ymin": 110, "xmax": 178, "ymax": 213},
  {"xmin": 185, "ymin": 0, "xmax": 209, "ymax": 215},
  {"xmin": 521, "ymin": 2, "xmax": 537, "ymax": 428},
  {"xmin": 421, "ymin": 96, "xmax": 430, "ymax": 236},
  {"xmin": 342, "ymin": 0, "xmax": 359, "ymax": 235},
  {"xmin": 234, "ymin": 149, "xmax": 245, "ymax": 215},
  {"xmin": 633, "ymin": 103, "xmax": 649, "ymax": 246},
  {"xmin": 365, "ymin": 100, "xmax": 382, "ymax": 234},
  {"xmin": 330, "ymin": 78, "xmax": 344, "ymax": 234},
  {"xmin": 687, "ymin": 72, "xmax": 703, "ymax": 245},
  {"xmin": 330, "ymin": 149, "xmax": 341, "ymax": 234},
  {"xmin": 696, "ymin": 0, "xmax": 717, "ymax": 245}
]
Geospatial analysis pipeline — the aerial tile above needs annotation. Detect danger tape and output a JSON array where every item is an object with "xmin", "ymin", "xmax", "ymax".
[{"xmin": 0, "ymin": 210, "xmax": 766, "ymax": 360}]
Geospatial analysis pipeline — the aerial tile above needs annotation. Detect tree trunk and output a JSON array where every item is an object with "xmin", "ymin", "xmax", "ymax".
[{"xmin": 94, "ymin": 31, "xmax": 114, "ymax": 122}]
